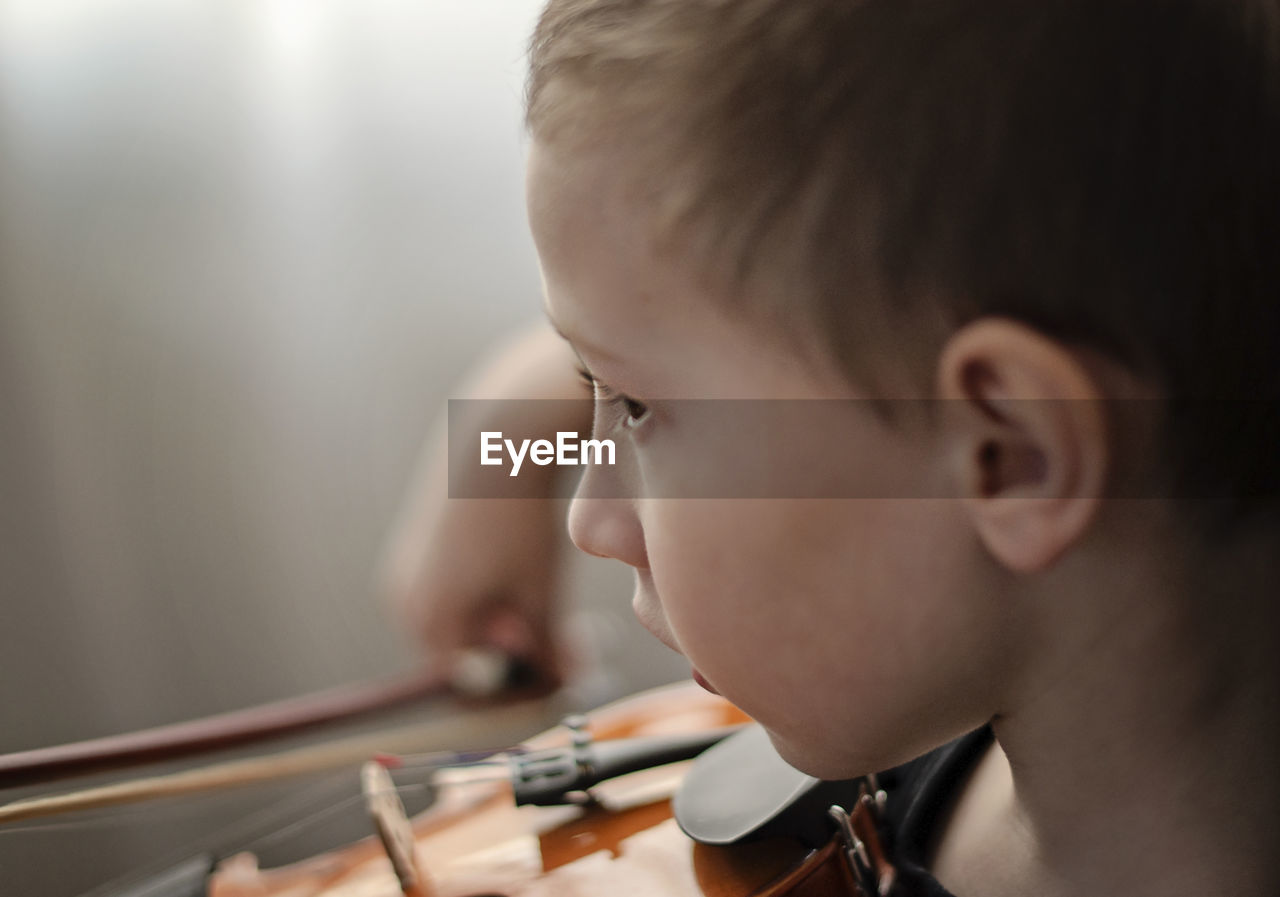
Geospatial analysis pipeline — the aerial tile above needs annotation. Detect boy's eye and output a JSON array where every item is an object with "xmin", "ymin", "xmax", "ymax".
[
  {"xmin": 576, "ymin": 365, "xmax": 650, "ymax": 429},
  {"xmin": 618, "ymin": 396, "xmax": 650, "ymax": 428}
]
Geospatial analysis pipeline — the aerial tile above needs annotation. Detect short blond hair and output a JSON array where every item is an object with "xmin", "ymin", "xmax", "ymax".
[{"xmin": 527, "ymin": 0, "xmax": 1280, "ymax": 520}]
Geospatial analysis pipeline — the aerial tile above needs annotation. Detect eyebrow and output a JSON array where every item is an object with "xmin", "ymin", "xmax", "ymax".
[{"xmin": 543, "ymin": 306, "xmax": 617, "ymax": 363}]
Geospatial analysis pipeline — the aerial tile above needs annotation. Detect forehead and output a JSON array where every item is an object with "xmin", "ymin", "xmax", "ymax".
[
  {"xmin": 526, "ymin": 139, "xmax": 664, "ymax": 370},
  {"xmin": 526, "ymin": 139, "xmax": 857, "ymax": 400},
  {"xmin": 526, "ymin": 138, "xmax": 652, "ymax": 293}
]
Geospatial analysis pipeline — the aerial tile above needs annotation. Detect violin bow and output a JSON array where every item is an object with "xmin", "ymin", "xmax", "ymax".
[
  {"xmin": 0, "ymin": 652, "xmax": 542, "ymax": 790},
  {"xmin": 0, "ymin": 697, "xmax": 559, "ymax": 825},
  {"xmin": 0, "ymin": 650, "xmax": 552, "ymax": 813}
]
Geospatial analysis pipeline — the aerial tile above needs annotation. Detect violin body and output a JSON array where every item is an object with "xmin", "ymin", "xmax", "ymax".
[{"xmin": 206, "ymin": 682, "xmax": 868, "ymax": 897}]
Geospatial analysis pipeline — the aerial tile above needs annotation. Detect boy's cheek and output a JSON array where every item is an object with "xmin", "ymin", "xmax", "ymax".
[
  {"xmin": 636, "ymin": 402, "xmax": 933, "ymax": 501},
  {"xmin": 633, "ymin": 412, "xmax": 806, "ymax": 500},
  {"xmin": 642, "ymin": 498, "xmax": 986, "ymax": 769}
]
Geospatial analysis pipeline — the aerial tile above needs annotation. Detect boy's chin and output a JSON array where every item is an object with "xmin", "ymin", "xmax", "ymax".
[{"xmin": 763, "ymin": 729, "xmax": 861, "ymax": 781}]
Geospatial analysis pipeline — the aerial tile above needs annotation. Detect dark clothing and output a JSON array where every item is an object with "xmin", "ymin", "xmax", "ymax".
[{"xmin": 879, "ymin": 726, "xmax": 996, "ymax": 897}]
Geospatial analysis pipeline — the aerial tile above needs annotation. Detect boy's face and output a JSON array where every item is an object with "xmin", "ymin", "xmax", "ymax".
[{"xmin": 527, "ymin": 140, "xmax": 1013, "ymax": 778}]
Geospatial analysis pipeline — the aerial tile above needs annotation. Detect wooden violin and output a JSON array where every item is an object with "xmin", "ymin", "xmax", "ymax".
[
  {"xmin": 203, "ymin": 681, "xmax": 895, "ymax": 897},
  {"xmin": 1, "ymin": 678, "xmax": 897, "ymax": 897}
]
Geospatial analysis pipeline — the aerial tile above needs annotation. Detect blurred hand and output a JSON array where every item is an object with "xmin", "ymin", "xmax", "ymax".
[{"xmin": 379, "ymin": 323, "xmax": 589, "ymax": 689}]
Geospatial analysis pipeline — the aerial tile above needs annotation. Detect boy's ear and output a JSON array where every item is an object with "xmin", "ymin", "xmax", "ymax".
[{"xmin": 936, "ymin": 318, "xmax": 1108, "ymax": 573}]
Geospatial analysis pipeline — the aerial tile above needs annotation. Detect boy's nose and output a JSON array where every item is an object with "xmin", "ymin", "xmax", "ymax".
[{"xmin": 567, "ymin": 496, "xmax": 648, "ymax": 569}]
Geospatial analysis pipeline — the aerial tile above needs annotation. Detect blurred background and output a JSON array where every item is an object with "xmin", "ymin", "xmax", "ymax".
[{"xmin": 0, "ymin": 1, "xmax": 685, "ymax": 892}]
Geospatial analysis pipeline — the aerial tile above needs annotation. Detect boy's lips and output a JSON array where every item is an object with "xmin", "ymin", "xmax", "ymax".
[
  {"xmin": 630, "ymin": 572, "xmax": 721, "ymax": 697},
  {"xmin": 691, "ymin": 668, "xmax": 720, "ymax": 695}
]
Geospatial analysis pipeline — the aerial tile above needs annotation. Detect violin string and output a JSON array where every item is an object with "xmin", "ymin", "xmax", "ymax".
[
  {"xmin": 386, "ymin": 744, "xmax": 528, "ymax": 769},
  {"xmin": 0, "ymin": 752, "xmax": 504, "ymax": 838},
  {"xmin": 66, "ymin": 769, "xmax": 459, "ymax": 897},
  {"xmin": 411, "ymin": 758, "xmax": 513, "ymax": 775},
  {"xmin": 69, "ymin": 770, "xmax": 356, "ymax": 897},
  {"xmin": 218, "ymin": 757, "xmax": 519, "ymax": 857},
  {"xmin": 1, "ymin": 768, "xmax": 348, "ymax": 839},
  {"xmin": 418, "ymin": 767, "xmax": 515, "ymax": 786},
  {"xmin": 0, "ymin": 796, "xmax": 215, "ymax": 835},
  {"xmin": 236, "ymin": 782, "xmax": 431, "ymax": 854},
  {"xmin": 7, "ymin": 751, "xmax": 521, "ymax": 896}
]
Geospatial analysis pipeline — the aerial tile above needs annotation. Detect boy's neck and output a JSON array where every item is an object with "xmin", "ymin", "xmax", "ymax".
[{"xmin": 936, "ymin": 516, "xmax": 1280, "ymax": 897}]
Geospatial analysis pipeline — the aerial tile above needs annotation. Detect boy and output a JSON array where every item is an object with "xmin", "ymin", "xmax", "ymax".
[{"xmin": 385, "ymin": 1, "xmax": 1280, "ymax": 894}]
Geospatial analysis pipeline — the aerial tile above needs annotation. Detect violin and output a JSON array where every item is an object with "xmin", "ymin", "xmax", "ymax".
[
  {"xmin": 2, "ymin": 679, "xmax": 898, "ymax": 897},
  {"xmin": 205, "ymin": 681, "xmax": 895, "ymax": 897}
]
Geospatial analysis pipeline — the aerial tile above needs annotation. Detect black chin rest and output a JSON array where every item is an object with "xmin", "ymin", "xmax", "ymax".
[{"xmin": 673, "ymin": 723, "xmax": 867, "ymax": 850}]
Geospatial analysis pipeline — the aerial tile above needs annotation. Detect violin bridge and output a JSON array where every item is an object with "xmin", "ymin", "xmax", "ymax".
[{"xmin": 362, "ymin": 760, "xmax": 434, "ymax": 897}]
